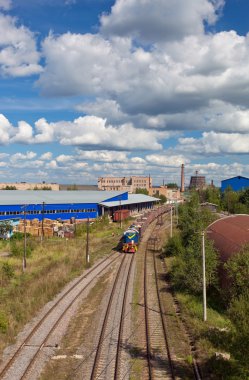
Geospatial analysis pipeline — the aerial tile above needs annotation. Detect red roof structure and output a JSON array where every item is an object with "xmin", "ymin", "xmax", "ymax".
[
  {"xmin": 207, "ymin": 215, "xmax": 249, "ymax": 263},
  {"xmin": 207, "ymin": 215, "xmax": 249, "ymax": 287}
]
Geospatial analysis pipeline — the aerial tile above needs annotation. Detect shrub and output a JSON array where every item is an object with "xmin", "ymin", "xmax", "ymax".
[
  {"xmin": 0, "ymin": 312, "xmax": 8, "ymax": 333},
  {"xmin": 163, "ymin": 233, "xmax": 184, "ymax": 257},
  {"xmin": 224, "ymin": 245, "xmax": 249, "ymax": 300},
  {"xmin": 229, "ymin": 291, "xmax": 249, "ymax": 371},
  {"xmin": 1, "ymin": 262, "xmax": 15, "ymax": 280},
  {"xmin": 10, "ymin": 240, "xmax": 32, "ymax": 258}
]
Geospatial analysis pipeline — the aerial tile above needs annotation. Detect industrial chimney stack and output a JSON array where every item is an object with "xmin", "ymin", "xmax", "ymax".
[{"xmin": 180, "ymin": 164, "xmax": 185, "ymax": 193}]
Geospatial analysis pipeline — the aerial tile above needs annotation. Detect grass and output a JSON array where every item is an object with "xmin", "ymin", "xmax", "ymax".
[
  {"xmin": 0, "ymin": 218, "xmax": 131, "ymax": 357},
  {"xmin": 164, "ymin": 254, "xmax": 237, "ymax": 378}
]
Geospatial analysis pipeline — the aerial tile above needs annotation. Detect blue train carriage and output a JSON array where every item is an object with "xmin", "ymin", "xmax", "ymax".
[{"xmin": 122, "ymin": 228, "xmax": 140, "ymax": 253}]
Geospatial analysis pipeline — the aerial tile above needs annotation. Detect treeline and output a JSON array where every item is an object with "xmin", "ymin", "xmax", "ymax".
[
  {"xmin": 199, "ymin": 186, "xmax": 249, "ymax": 214},
  {"xmin": 0, "ymin": 186, "xmax": 52, "ymax": 190},
  {"xmin": 164, "ymin": 191, "xmax": 249, "ymax": 377}
]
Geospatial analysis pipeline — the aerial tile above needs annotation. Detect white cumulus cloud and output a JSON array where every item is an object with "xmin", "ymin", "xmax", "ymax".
[
  {"xmin": 0, "ymin": 13, "xmax": 42, "ymax": 77},
  {"xmin": 100, "ymin": 0, "xmax": 224, "ymax": 43}
]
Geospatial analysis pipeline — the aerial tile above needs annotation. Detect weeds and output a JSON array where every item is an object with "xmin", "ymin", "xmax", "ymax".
[{"xmin": 0, "ymin": 218, "xmax": 131, "ymax": 355}]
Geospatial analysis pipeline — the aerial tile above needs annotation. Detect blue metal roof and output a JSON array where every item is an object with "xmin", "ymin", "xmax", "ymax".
[{"xmin": 221, "ymin": 176, "xmax": 249, "ymax": 192}]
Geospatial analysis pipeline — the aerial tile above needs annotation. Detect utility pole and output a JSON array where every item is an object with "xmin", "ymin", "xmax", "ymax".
[
  {"xmin": 170, "ymin": 206, "xmax": 173, "ymax": 238},
  {"xmin": 41, "ymin": 201, "xmax": 45, "ymax": 242},
  {"xmin": 175, "ymin": 202, "xmax": 179, "ymax": 225},
  {"xmin": 119, "ymin": 196, "xmax": 122, "ymax": 229},
  {"xmin": 86, "ymin": 218, "xmax": 90, "ymax": 265},
  {"xmin": 23, "ymin": 205, "xmax": 27, "ymax": 272},
  {"xmin": 201, "ymin": 231, "xmax": 207, "ymax": 322}
]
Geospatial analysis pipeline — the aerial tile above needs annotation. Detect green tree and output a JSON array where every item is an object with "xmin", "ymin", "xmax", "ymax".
[
  {"xmin": 0, "ymin": 221, "xmax": 12, "ymax": 238},
  {"xmin": 205, "ymin": 186, "xmax": 221, "ymax": 206},
  {"xmin": 170, "ymin": 234, "xmax": 218, "ymax": 294},
  {"xmin": 166, "ymin": 183, "xmax": 178, "ymax": 189},
  {"xmin": 167, "ymin": 191, "xmax": 219, "ymax": 294},
  {"xmin": 159, "ymin": 194, "xmax": 167, "ymax": 203},
  {"xmin": 2, "ymin": 185, "xmax": 17, "ymax": 190},
  {"xmin": 135, "ymin": 188, "xmax": 149, "ymax": 195},
  {"xmin": 239, "ymin": 188, "xmax": 249, "ymax": 207},
  {"xmin": 178, "ymin": 192, "xmax": 216, "ymax": 246},
  {"xmin": 163, "ymin": 233, "xmax": 184, "ymax": 257},
  {"xmin": 224, "ymin": 245, "xmax": 249, "ymax": 300},
  {"xmin": 222, "ymin": 187, "xmax": 240, "ymax": 213},
  {"xmin": 229, "ymin": 291, "xmax": 249, "ymax": 371}
]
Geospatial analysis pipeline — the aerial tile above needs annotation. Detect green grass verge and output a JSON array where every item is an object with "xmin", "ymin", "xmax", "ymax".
[{"xmin": 0, "ymin": 218, "xmax": 131, "ymax": 356}]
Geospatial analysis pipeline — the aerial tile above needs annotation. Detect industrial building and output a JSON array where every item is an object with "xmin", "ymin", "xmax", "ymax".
[
  {"xmin": 98, "ymin": 176, "xmax": 152, "ymax": 193},
  {"xmin": 148, "ymin": 186, "xmax": 181, "ymax": 203},
  {"xmin": 0, "ymin": 190, "xmax": 159, "ymax": 222},
  {"xmin": 221, "ymin": 176, "xmax": 249, "ymax": 192},
  {"xmin": 189, "ymin": 171, "xmax": 206, "ymax": 190}
]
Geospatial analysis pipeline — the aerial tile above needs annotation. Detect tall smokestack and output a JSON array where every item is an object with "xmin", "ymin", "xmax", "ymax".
[{"xmin": 180, "ymin": 164, "xmax": 185, "ymax": 193}]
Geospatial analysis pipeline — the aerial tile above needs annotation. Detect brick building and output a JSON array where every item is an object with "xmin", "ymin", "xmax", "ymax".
[
  {"xmin": 98, "ymin": 176, "xmax": 152, "ymax": 193},
  {"xmin": 148, "ymin": 186, "xmax": 181, "ymax": 203}
]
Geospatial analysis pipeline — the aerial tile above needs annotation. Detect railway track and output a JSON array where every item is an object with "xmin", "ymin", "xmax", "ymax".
[
  {"xmin": 144, "ymin": 223, "xmax": 175, "ymax": 380},
  {"xmin": 90, "ymin": 253, "xmax": 135, "ymax": 380},
  {"xmin": 143, "ymin": 218, "xmax": 202, "ymax": 380},
  {"xmin": 159, "ymin": 258, "xmax": 202, "ymax": 380},
  {"xmin": 0, "ymin": 251, "xmax": 120, "ymax": 380}
]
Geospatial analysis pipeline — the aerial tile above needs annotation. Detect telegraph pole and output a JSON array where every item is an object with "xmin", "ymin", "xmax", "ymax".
[
  {"xmin": 41, "ymin": 201, "xmax": 45, "ymax": 242},
  {"xmin": 119, "ymin": 196, "xmax": 122, "ymax": 228},
  {"xmin": 23, "ymin": 205, "xmax": 27, "ymax": 272},
  {"xmin": 170, "ymin": 206, "xmax": 173, "ymax": 238},
  {"xmin": 201, "ymin": 231, "xmax": 207, "ymax": 321},
  {"xmin": 86, "ymin": 218, "xmax": 90, "ymax": 265}
]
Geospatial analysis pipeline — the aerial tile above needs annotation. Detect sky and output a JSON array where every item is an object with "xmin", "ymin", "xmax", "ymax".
[{"xmin": 0, "ymin": 0, "xmax": 249, "ymax": 187}]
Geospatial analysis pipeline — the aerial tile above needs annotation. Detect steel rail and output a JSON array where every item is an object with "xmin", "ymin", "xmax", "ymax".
[
  {"xmin": 152, "ymin": 248, "xmax": 175, "ymax": 379},
  {"xmin": 113, "ymin": 254, "xmax": 135, "ymax": 380},
  {"xmin": 159, "ymin": 258, "xmax": 202, "ymax": 380},
  {"xmin": 144, "ymin": 239, "xmax": 153, "ymax": 380},
  {"xmin": 0, "ymin": 251, "xmax": 119, "ymax": 380},
  {"xmin": 90, "ymin": 254, "xmax": 127, "ymax": 380}
]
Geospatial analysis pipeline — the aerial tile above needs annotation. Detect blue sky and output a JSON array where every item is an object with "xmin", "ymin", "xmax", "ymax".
[{"xmin": 0, "ymin": 0, "xmax": 249, "ymax": 186}]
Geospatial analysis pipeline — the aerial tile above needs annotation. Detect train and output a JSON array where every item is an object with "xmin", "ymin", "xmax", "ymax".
[{"xmin": 122, "ymin": 226, "xmax": 140, "ymax": 253}]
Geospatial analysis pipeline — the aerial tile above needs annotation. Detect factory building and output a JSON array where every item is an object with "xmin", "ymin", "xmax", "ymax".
[
  {"xmin": 98, "ymin": 176, "xmax": 152, "ymax": 193},
  {"xmin": 221, "ymin": 176, "xmax": 249, "ymax": 192},
  {"xmin": 148, "ymin": 186, "xmax": 181, "ymax": 203},
  {"xmin": 0, "ymin": 190, "xmax": 159, "ymax": 223},
  {"xmin": 189, "ymin": 171, "xmax": 206, "ymax": 190}
]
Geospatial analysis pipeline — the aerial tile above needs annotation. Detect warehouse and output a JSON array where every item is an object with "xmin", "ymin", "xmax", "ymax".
[
  {"xmin": 221, "ymin": 176, "xmax": 249, "ymax": 192},
  {"xmin": 100, "ymin": 193, "xmax": 160, "ymax": 217},
  {"xmin": 0, "ymin": 190, "xmax": 159, "ymax": 222}
]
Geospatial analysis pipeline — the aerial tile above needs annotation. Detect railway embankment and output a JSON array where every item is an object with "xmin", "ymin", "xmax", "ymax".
[{"xmin": 0, "ymin": 217, "xmax": 129, "ymax": 362}]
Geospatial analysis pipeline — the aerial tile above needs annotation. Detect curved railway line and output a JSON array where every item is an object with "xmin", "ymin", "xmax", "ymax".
[
  {"xmin": 143, "ymin": 219, "xmax": 202, "ymax": 380},
  {"xmin": 89, "ymin": 253, "xmax": 135, "ymax": 380},
  {"xmin": 144, "ymin": 222, "xmax": 175, "ymax": 380},
  {"xmin": 0, "ymin": 252, "xmax": 121, "ymax": 380},
  {"xmin": 0, "ymin": 205, "xmax": 202, "ymax": 380}
]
